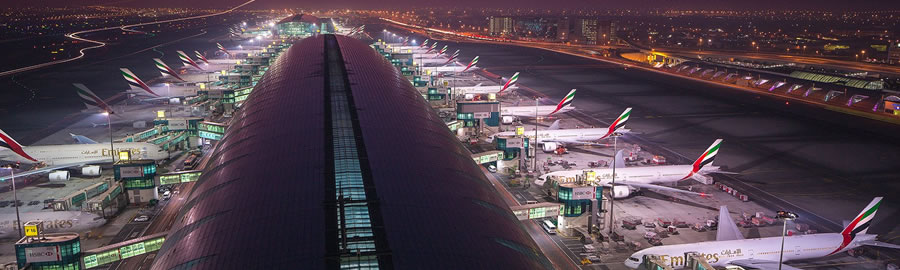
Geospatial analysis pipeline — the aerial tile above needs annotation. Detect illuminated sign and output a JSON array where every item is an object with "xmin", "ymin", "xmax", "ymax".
[
  {"xmin": 25, "ymin": 246, "xmax": 60, "ymax": 263},
  {"xmin": 24, "ymin": 222, "xmax": 41, "ymax": 237},
  {"xmin": 515, "ymin": 126, "xmax": 524, "ymax": 136},
  {"xmin": 119, "ymin": 166, "xmax": 144, "ymax": 178},
  {"xmin": 167, "ymin": 119, "xmax": 188, "ymax": 130},
  {"xmin": 572, "ymin": 187, "xmax": 596, "ymax": 200}
]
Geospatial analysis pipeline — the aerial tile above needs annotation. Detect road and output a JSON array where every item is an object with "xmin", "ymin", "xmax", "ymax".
[{"xmin": 0, "ymin": 0, "xmax": 255, "ymax": 77}]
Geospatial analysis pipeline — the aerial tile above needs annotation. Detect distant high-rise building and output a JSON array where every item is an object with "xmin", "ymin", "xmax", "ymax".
[
  {"xmin": 574, "ymin": 18, "xmax": 598, "ymax": 45},
  {"xmin": 557, "ymin": 18, "xmax": 572, "ymax": 42},
  {"xmin": 889, "ymin": 42, "xmax": 900, "ymax": 65},
  {"xmin": 597, "ymin": 20, "xmax": 618, "ymax": 45},
  {"xmin": 489, "ymin": 16, "xmax": 515, "ymax": 36}
]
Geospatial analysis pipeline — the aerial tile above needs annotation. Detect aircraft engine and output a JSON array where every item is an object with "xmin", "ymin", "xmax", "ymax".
[
  {"xmin": 81, "ymin": 165, "xmax": 101, "ymax": 176},
  {"xmin": 542, "ymin": 142, "xmax": 559, "ymax": 152},
  {"xmin": 612, "ymin": 186, "xmax": 632, "ymax": 199},
  {"xmin": 501, "ymin": 116, "xmax": 517, "ymax": 124}
]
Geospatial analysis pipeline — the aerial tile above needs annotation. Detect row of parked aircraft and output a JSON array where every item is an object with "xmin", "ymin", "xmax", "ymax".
[
  {"xmin": 1, "ymin": 43, "xmax": 238, "ymax": 181},
  {"xmin": 350, "ymin": 27, "xmax": 900, "ymax": 270}
]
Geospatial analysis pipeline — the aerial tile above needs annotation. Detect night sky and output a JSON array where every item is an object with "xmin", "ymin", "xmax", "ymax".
[{"xmin": 12, "ymin": 0, "xmax": 900, "ymax": 10}]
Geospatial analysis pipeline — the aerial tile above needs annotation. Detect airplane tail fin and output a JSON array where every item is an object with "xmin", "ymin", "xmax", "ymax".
[
  {"xmin": 612, "ymin": 149, "xmax": 626, "ymax": 168},
  {"xmin": 74, "ymin": 83, "xmax": 114, "ymax": 113},
  {"xmin": 217, "ymin": 43, "xmax": 230, "ymax": 55},
  {"xmin": 716, "ymin": 205, "xmax": 745, "ymax": 241},
  {"xmin": 194, "ymin": 51, "xmax": 209, "ymax": 64},
  {"xmin": 549, "ymin": 89, "xmax": 576, "ymax": 115},
  {"xmin": 120, "ymin": 68, "xmax": 160, "ymax": 97},
  {"xmin": 499, "ymin": 72, "xmax": 520, "ymax": 93},
  {"xmin": 0, "ymin": 129, "xmax": 37, "ymax": 162},
  {"xmin": 177, "ymin": 50, "xmax": 204, "ymax": 70},
  {"xmin": 828, "ymin": 197, "xmax": 883, "ymax": 255},
  {"xmin": 154, "ymin": 58, "xmax": 185, "ymax": 82},
  {"xmin": 681, "ymin": 139, "xmax": 723, "ymax": 180},
  {"xmin": 842, "ymin": 197, "xmax": 882, "ymax": 236},
  {"xmin": 547, "ymin": 119, "xmax": 561, "ymax": 130},
  {"xmin": 604, "ymin": 107, "xmax": 632, "ymax": 138},
  {"xmin": 462, "ymin": 56, "xmax": 479, "ymax": 72}
]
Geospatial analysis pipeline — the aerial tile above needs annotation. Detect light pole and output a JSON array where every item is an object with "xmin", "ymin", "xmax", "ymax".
[
  {"xmin": 3, "ymin": 164, "xmax": 23, "ymax": 238},
  {"xmin": 533, "ymin": 97, "xmax": 539, "ymax": 173},
  {"xmin": 777, "ymin": 211, "xmax": 798, "ymax": 270},
  {"xmin": 608, "ymin": 132, "xmax": 621, "ymax": 235},
  {"xmin": 103, "ymin": 111, "xmax": 115, "ymax": 163}
]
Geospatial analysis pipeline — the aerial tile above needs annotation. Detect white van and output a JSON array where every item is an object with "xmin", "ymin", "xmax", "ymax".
[{"xmin": 542, "ymin": 220, "xmax": 557, "ymax": 234}]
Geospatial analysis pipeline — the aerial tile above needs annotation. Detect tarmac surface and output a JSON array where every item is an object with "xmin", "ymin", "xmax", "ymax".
[{"xmin": 395, "ymin": 25, "xmax": 900, "ymax": 268}]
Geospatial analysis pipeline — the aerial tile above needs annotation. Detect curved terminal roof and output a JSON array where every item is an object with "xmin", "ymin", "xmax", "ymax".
[
  {"xmin": 277, "ymin": 14, "xmax": 321, "ymax": 24},
  {"xmin": 151, "ymin": 34, "xmax": 551, "ymax": 270}
]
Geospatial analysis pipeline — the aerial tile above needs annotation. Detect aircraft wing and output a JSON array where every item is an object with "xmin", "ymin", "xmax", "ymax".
[
  {"xmin": 0, "ymin": 159, "xmax": 108, "ymax": 181},
  {"xmin": 860, "ymin": 240, "xmax": 900, "ymax": 249},
  {"xmin": 618, "ymin": 181, "xmax": 709, "ymax": 197},
  {"xmin": 716, "ymin": 205, "xmax": 745, "ymax": 241},
  {"xmin": 70, "ymin": 133, "xmax": 98, "ymax": 144},
  {"xmin": 728, "ymin": 259, "xmax": 802, "ymax": 270}
]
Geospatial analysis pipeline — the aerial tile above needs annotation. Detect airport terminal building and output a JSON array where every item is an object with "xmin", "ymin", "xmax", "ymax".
[{"xmin": 150, "ymin": 35, "xmax": 552, "ymax": 269}]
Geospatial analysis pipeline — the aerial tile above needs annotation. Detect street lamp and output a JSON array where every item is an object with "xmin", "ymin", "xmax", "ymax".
[
  {"xmin": 776, "ymin": 211, "xmax": 799, "ymax": 270},
  {"xmin": 2, "ymin": 163, "xmax": 23, "ymax": 238},
  {"xmin": 608, "ymin": 132, "xmax": 622, "ymax": 236},
  {"xmin": 102, "ymin": 111, "xmax": 115, "ymax": 163}
]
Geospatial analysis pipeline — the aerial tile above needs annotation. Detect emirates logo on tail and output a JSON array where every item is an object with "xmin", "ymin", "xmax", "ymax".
[
  {"xmin": 828, "ymin": 197, "xmax": 882, "ymax": 255},
  {"xmin": 177, "ymin": 50, "xmax": 204, "ymax": 71},
  {"xmin": 462, "ymin": 56, "xmax": 479, "ymax": 72},
  {"xmin": 0, "ymin": 129, "xmax": 37, "ymax": 162},
  {"xmin": 681, "ymin": 139, "xmax": 723, "ymax": 180},
  {"xmin": 154, "ymin": 58, "xmax": 185, "ymax": 82},
  {"xmin": 549, "ymin": 89, "xmax": 576, "ymax": 115},
  {"xmin": 499, "ymin": 72, "xmax": 520, "ymax": 93},
  {"xmin": 217, "ymin": 43, "xmax": 230, "ymax": 56}
]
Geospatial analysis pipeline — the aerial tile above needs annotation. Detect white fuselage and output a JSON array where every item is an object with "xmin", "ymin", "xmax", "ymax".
[
  {"xmin": 539, "ymin": 164, "xmax": 696, "ymax": 186},
  {"xmin": 625, "ymin": 233, "xmax": 870, "ymax": 269},
  {"xmin": 1, "ymin": 142, "xmax": 168, "ymax": 165},
  {"xmin": 416, "ymin": 57, "xmax": 454, "ymax": 65},
  {"xmin": 451, "ymin": 85, "xmax": 515, "ymax": 94},
  {"xmin": 0, "ymin": 211, "xmax": 106, "ymax": 239},
  {"xmin": 421, "ymin": 65, "xmax": 471, "ymax": 73},
  {"xmin": 501, "ymin": 105, "xmax": 574, "ymax": 117},
  {"xmin": 493, "ymin": 127, "xmax": 621, "ymax": 144}
]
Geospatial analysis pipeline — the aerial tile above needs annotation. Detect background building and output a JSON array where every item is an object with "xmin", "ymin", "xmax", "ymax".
[
  {"xmin": 597, "ymin": 20, "xmax": 618, "ymax": 45},
  {"xmin": 574, "ymin": 18, "xmax": 598, "ymax": 45},
  {"xmin": 489, "ymin": 16, "xmax": 515, "ymax": 36}
]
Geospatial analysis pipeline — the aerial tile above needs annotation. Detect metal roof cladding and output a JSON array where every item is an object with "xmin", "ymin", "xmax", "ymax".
[{"xmin": 150, "ymin": 34, "xmax": 552, "ymax": 270}]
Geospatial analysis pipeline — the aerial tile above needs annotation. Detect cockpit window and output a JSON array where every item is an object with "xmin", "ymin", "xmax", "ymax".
[{"xmin": 629, "ymin": 257, "xmax": 640, "ymax": 262}]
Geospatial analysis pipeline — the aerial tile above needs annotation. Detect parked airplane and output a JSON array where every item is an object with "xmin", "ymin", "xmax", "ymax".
[
  {"xmin": 500, "ymin": 89, "xmax": 576, "ymax": 123},
  {"xmin": 0, "ymin": 128, "xmax": 168, "ymax": 181},
  {"xmin": 120, "ymin": 68, "xmax": 160, "ymax": 97},
  {"xmin": 194, "ymin": 51, "xmax": 209, "ymax": 64},
  {"xmin": 490, "ymin": 107, "xmax": 632, "ymax": 150},
  {"xmin": 625, "ymin": 197, "xmax": 900, "ymax": 270},
  {"xmin": 217, "ymin": 43, "xmax": 230, "ymax": 56},
  {"xmin": 537, "ymin": 139, "xmax": 726, "ymax": 198},
  {"xmin": 154, "ymin": 58, "xmax": 185, "ymax": 82},
  {"xmin": 74, "ymin": 83, "xmax": 114, "ymax": 114},
  {"xmin": 0, "ymin": 211, "xmax": 106, "ymax": 239},
  {"xmin": 420, "ymin": 56, "xmax": 481, "ymax": 74},
  {"xmin": 177, "ymin": 50, "xmax": 203, "ymax": 71},
  {"xmin": 447, "ymin": 71, "xmax": 520, "ymax": 94}
]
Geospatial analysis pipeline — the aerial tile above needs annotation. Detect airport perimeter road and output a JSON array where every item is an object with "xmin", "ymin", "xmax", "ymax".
[
  {"xmin": 481, "ymin": 167, "xmax": 581, "ymax": 270},
  {"xmin": 444, "ymin": 40, "xmax": 900, "ymax": 238}
]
